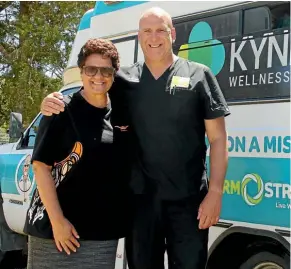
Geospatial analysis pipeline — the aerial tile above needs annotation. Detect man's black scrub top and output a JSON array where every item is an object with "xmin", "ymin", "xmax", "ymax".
[{"xmin": 111, "ymin": 57, "xmax": 230, "ymax": 200}]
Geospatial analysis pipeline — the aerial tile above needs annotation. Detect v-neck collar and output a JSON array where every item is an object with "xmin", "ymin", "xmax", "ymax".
[{"xmin": 143, "ymin": 57, "xmax": 180, "ymax": 81}]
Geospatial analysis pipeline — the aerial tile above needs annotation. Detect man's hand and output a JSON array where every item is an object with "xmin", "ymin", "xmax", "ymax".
[
  {"xmin": 52, "ymin": 217, "xmax": 80, "ymax": 255},
  {"xmin": 41, "ymin": 92, "xmax": 65, "ymax": 116},
  {"xmin": 197, "ymin": 190, "xmax": 222, "ymax": 229}
]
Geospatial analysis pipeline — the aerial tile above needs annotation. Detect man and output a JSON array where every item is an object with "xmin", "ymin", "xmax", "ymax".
[{"xmin": 40, "ymin": 7, "xmax": 229, "ymax": 269}]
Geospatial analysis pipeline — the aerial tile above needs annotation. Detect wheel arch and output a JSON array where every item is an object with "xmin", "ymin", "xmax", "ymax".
[{"xmin": 207, "ymin": 225, "xmax": 290, "ymax": 269}]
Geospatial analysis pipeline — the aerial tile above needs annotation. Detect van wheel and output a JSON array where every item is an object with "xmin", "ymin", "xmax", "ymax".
[
  {"xmin": 0, "ymin": 251, "xmax": 5, "ymax": 264},
  {"xmin": 239, "ymin": 251, "xmax": 290, "ymax": 269},
  {"xmin": 0, "ymin": 250, "xmax": 27, "ymax": 269}
]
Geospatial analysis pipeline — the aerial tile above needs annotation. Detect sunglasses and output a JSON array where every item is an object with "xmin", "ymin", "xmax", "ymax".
[{"xmin": 82, "ymin": 66, "xmax": 115, "ymax": 78}]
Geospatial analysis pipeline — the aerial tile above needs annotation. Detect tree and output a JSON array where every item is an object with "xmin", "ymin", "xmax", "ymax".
[
  {"xmin": 0, "ymin": 1, "xmax": 94, "ymax": 127},
  {"xmin": 0, "ymin": 2, "xmax": 11, "ymax": 13}
]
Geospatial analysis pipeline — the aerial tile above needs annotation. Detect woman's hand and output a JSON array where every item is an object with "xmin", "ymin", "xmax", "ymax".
[{"xmin": 52, "ymin": 217, "xmax": 80, "ymax": 255}]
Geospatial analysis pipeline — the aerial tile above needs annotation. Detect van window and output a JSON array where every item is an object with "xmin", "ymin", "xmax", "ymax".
[
  {"xmin": 244, "ymin": 3, "xmax": 290, "ymax": 34},
  {"xmin": 23, "ymin": 87, "xmax": 80, "ymax": 149},
  {"xmin": 27, "ymin": 115, "xmax": 42, "ymax": 148},
  {"xmin": 112, "ymin": 36, "xmax": 137, "ymax": 66},
  {"xmin": 270, "ymin": 3, "xmax": 290, "ymax": 29},
  {"xmin": 243, "ymin": 7, "xmax": 270, "ymax": 34},
  {"xmin": 137, "ymin": 42, "xmax": 144, "ymax": 62},
  {"xmin": 174, "ymin": 11, "xmax": 240, "ymax": 50}
]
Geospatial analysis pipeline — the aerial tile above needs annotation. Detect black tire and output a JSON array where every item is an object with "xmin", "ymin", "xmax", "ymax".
[
  {"xmin": 0, "ymin": 251, "xmax": 5, "ymax": 264},
  {"xmin": 240, "ymin": 251, "xmax": 290, "ymax": 269},
  {"xmin": 0, "ymin": 250, "xmax": 27, "ymax": 269}
]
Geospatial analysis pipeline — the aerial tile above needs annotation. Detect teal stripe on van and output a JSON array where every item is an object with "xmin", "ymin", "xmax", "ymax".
[{"xmin": 93, "ymin": 1, "xmax": 148, "ymax": 16}]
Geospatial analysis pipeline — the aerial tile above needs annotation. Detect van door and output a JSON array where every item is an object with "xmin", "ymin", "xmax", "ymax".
[
  {"xmin": 1, "ymin": 86, "xmax": 80, "ymax": 234},
  {"xmin": 1, "ymin": 113, "xmax": 41, "ymax": 234}
]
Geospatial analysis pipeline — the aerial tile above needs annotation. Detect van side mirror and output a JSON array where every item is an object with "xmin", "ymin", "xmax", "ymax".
[{"xmin": 8, "ymin": 112, "xmax": 23, "ymax": 141}]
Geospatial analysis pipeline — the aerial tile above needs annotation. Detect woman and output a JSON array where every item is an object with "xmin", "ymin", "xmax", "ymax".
[{"xmin": 25, "ymin": 38, "xmax": 133, "ymax": 269}]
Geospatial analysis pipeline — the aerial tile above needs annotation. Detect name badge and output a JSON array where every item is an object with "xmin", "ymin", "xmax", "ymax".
[{"xmin": 170, "ymin": 76, "xmax": 190, "ymax": 94}]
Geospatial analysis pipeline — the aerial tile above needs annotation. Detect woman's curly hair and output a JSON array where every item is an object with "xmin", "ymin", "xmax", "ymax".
[{"xmin": 77, "ymin": 38, "xmax": 120, "ymax": 71}]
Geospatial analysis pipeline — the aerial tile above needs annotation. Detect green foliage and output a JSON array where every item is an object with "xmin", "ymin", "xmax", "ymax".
[{"xmin": 0, "ymin": 1, "xmax": 94, "ymax": 127}]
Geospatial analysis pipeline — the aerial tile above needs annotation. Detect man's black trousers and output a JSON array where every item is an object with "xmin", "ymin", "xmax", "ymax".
[{"xmin": 125, "ymin": 194, "xmax": 209, "ymax": 269}]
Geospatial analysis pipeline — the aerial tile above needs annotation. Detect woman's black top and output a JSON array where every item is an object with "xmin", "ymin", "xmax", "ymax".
[{"xmin": 31, "ymin": 90, "xmax": 133, "ymax": 240}]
